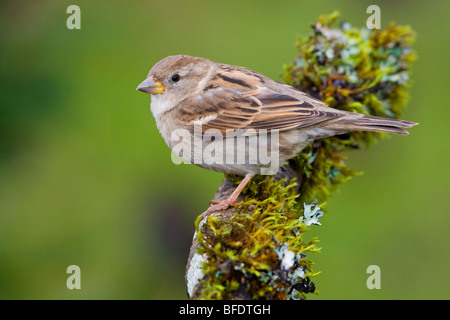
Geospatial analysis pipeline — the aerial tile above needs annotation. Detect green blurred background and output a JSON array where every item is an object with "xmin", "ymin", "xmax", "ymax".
[{"xmin": 0, "ymin": 0, "xmax": 448, "ymax": 299}]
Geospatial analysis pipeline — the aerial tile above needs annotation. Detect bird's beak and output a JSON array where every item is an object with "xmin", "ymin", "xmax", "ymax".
[{"xmin": 136, "ymin": 76, "xmax": 165, "ymax": 94}]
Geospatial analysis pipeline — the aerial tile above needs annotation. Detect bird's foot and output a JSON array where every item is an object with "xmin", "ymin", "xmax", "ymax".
[
  {"xmin": 201, "ymin": 197, "xmax": 238, "ymax": 219},
  {"xmin": 200, "ymin": 173, "xmax": 254, "ymax": 220}
]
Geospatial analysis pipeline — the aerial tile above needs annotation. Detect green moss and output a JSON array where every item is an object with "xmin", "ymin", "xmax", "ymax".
[
  {"xmin": 283, "ymin": 10, "xmax": 416, "ymax": 204},
  {"xmin": 195, "ymin": 177, "xmax": 320, "ymax": 300},
  {"xmin": 193, "ymin": 12, "xmax": 415, "ymax": 300}
]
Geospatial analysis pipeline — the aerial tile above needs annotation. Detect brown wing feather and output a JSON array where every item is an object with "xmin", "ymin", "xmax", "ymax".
[
  {"xmin": 180, "ymin": 67, "xmax": 342, "ymax": 133},
  {"xmin": 251, "ymin": 89, "xmax": 341, "ymax": 130}
]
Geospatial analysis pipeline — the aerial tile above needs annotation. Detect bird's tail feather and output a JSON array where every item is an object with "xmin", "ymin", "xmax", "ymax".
[{"xmin": 327, "ymin": 114, "xmax": 418, "ymax": 136}]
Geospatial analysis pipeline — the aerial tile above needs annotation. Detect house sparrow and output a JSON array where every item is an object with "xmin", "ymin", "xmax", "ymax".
[{"xmin": 137, "ymin": 55, "xmax": 417, "ymax": 216}]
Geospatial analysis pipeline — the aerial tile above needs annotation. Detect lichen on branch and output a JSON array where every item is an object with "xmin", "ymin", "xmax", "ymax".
[
  {"xmin": 191, "ymin": 175, "xmax": 320, "ymax": 300},
  {"xmin": 285, "ymin": 10, "xmax": 416, "ymax": 205}
]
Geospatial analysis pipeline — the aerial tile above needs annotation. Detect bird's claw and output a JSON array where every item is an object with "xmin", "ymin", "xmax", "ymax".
[{"xmin": 201, "ymin": 198, "xmax": 237, "ymax": 219}]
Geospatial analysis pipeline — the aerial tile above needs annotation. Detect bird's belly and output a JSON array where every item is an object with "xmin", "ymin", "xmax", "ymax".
[
  {"xmin": 169, "ymin": 131, "xmax": 285, "ymax": 176},
  {"xmin": 160, "ymin": 120, "xmax": 337, "ymax": 176}
]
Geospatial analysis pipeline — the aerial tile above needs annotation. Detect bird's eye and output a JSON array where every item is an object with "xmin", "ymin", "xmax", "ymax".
[{"xmin": 171, "ymin": 74, "xmax": 180, "ymax": 82}]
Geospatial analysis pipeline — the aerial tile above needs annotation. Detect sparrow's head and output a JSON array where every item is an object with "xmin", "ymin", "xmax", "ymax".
[{"xmin": 137, "ymin": 55, "xmax": 212, "ymax": 98}]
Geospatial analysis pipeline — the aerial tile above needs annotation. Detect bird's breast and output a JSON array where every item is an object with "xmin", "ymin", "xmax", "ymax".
[{"xmin": 150, "ymin": 94, "xmax": 174, "ymax": 119}]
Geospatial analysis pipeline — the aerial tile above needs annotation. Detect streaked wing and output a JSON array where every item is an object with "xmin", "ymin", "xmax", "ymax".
[
  {"xmin": 178, "ymin": 86, "xmax": 260, "ymax": 132},
  {"xmin": 249, "ymin": 88, "xmax": 341, "ymax": 131},
  {"xmin": 179, "ymin": 67, "xmax": 342, "ymax": 133}
]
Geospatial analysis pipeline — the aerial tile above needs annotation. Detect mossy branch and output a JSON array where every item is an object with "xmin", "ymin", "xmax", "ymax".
[{"xmin": 185, "ymin": 11, "xmax": 415, "ymax": 300}]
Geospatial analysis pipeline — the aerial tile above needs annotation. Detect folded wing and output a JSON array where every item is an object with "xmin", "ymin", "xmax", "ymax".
[{"xmin": 178, "ymin": 67, "xmax": 341, "ymax": 133}]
